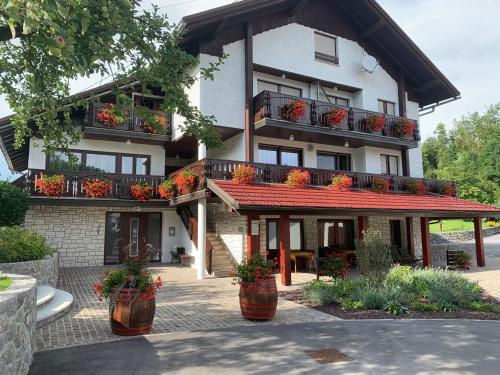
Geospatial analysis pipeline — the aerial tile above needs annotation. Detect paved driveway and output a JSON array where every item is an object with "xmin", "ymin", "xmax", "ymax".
[
  {"xmin": 36, "ymin": 265, "xmax": 335, "ymax": 351},
  {"xmin": 30, "ymin": 320, "xmax": 500, "ymax": 375}
]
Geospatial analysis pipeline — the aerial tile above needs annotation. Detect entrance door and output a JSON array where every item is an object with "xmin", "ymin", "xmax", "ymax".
[{"xmin": 119, "ymin": 213, "xmax": 149, "ymax": 263}]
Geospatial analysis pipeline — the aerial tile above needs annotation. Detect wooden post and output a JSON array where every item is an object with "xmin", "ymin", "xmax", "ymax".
[
  {"xmin": 405, "ymin": 217, "xmax": 414, "ymax": 256},
  {"xmin": 474, "ymin": 217, "xmax": 485, "ymax": 267},
  {"xmin": 357, "ymin": 216, "xmax": 368, "ymax": 240},
  {"xmin": 420, "ymin": 217, "xmax": 432, "ymax": 267},
  {"xmin": 244, "ymin": 22, "xmax": 254, "ymax": 162},
  {"xmin": 246, "ymin": 214, "xmax": 260, "ymax": 258},
  {"xmin": 279, "ymin": 214, "xmax": 291, "ymax": 286},
  {"xmin": 401, "ymin": 147, "xmax": 410, "ymax": 177}
]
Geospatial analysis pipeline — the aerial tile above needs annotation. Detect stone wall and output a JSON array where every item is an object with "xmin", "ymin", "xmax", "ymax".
[
  {"xmin": 431, "ymin": 226, "xmax": 500, "ymax": 244},
  {"xmin": 24, "ymin": 205, "xmax": 172, "ymax": 268},
  {"xmin": 431, "ymin": 243, "xmax": 476, "ymax": 268},
  {"xmin": 0, "ymin": 253, "xmax": 58, "ymax": 287},
  {"xmin": 0, "ymin": 274, "xmax": 37, "ymax": 375}
]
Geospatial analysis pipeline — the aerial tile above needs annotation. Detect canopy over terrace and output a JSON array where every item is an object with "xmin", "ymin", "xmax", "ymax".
[{"xmin": 208, "ymin": 180, "xmax": 500, "ymax": 285}]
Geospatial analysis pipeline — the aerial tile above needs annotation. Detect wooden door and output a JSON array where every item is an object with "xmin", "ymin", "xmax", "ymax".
[{"xmin": 119, "ymin": 213, "xmax": 149, "ymax": 263}]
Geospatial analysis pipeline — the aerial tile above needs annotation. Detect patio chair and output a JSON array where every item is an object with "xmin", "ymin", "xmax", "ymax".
[
  {"xmin": 170, "ymin": 246, "xmax": 185, "ymax": 264},
  {"xmin": 391, "ymin": 246, "xmax": 422, "ymax": 267}
]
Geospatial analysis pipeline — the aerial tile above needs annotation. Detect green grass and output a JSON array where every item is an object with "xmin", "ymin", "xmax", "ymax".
[
  {"xmin": 0, "ymin": 276, "xmax": 12, "ymax": 292},
  {"xmin": 429, "ymin": 219, "xmax": 490, "ymax": 233}
]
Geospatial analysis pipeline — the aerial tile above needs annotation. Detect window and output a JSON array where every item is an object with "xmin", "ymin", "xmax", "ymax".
[
  {"xmin": 390, "ymin": 220, "xmax": 403, "ymax": 249},
  {"xmin": 290, "ymin": 219, "xmax": 304, "ymax": 251},
  {"xmin": 121, "ymin": 156, "xmax": 134, "ymax": 174},
  {"xmin": 318, "ymin": 220, "xmax": 355, "ymax": 250},
  {"xmin": 258, "ymin": 145, "xmax": 302, "ymax": 167},
  {"xmin": 266, "ymin": 219, "xmax": 279, "ymax": 251},
  {"xmin": 378, "ymin": 100, "xmax": 396, "ymax": 116},
  {"xmin": 257, "ymin": 80, "xmax": 302, "ymax": 98},
  {"xmin": 135, "ymin": 157, "xmax": 149, "ymax": 175},
  {"xmin": 380, "ymin": 154, "xmax": 399, "ymax": 175},
  {"xmin": 85, "ymin": 153, "xmax": 116, "ymax": 173},
  {"xmin": 129, "ymin": 218, "xmax": 139, "ymax": 257},
  {"xmin": 327, "ymin": 95, "xmax": 349, "ymax": 107},
  {"xmin": 315, "ymin": 32, "xmax": 338, "ymax": 64},
  {"xmin": 317, "ymin": 152, "xmax": 351, "ymax": 171},
  {"xmin": 47, "ymin": 151, "xmax": 83, "ymax": 170}
]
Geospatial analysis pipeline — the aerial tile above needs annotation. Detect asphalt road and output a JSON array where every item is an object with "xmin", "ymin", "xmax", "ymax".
[{"xmin": 30, "ymin": 319, "xmax": 500, "ymax": 375}]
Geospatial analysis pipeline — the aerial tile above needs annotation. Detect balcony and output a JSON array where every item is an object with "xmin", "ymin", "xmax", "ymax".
[
  {"xmin": 253, "ymin": 91, "xmax": 420, "ymax": 149},
  {"xmin": 21, "ymin": 169, "xmax": 167, "ymax": 206},
  {"xmin": 168, "ymin": 159, "xmax": 456, "ymax": 197},
  {"xmin": 82, "ymin": 102, "xmax": 171, "ymax": 145}
]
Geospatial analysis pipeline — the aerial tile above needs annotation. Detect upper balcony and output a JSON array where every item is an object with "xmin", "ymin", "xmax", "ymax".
[
  {"xmin": 253, "ymin": 91, "xmax": 421, "ymax": 150},
  {"xmin": 81, "ymin": 101, "xmax": 172, "ymax": 145}
]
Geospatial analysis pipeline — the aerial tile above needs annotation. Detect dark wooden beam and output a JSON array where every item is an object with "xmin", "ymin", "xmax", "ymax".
[
  {"xmin": 357, "ymin": 216, "xmax": 368, "ymax": 240},
  {"xmin": 398, "ymin": 70, "xmax": 407, "ymax": 117},
  {"xmin": 361, "ymin": 19, "xmax": 385, "ymax": 39},
  {"xmin": 406, "ymin": 217, "xmax": 414, "ymax": 256},
  {"xmin": 246, "ymin": 213, "xmax": 260, "ymax": 257},
  {"xmin": 287, "ymin": 0, "xmax": 311, "ymax": 18},
  {"xmin": 205, "ymin": 17, "xmax": 228, "ymax": 44},
  {"xmin": 244, "ymin": 21, "xmax": 254, "ymax": 162},
  {"xmin": 279, "ymin": 213, "xmax": 291, "ymax": 286},
  {"xmin": 420, "ymin": 217, "xmax": 432, "ymax": 267},
  {"xmin": 414, "ymin": 79, "xmax": 440, "ymax": 93},
  {"xmin": 401, "ymin": 146, "xmax": 410, "ymax": 177},
  {"xmin": 474, "ymin": 217, "xmax": 485, "ymax": 267}
]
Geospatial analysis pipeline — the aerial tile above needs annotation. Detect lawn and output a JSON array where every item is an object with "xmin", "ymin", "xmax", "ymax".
[
  {"xmin": 0, "ymin": 276, "xmax": 12, "ymax": 292},
  {"xmin": 429, "ymin": 219, "xmax": 490, "ymax": 233}
]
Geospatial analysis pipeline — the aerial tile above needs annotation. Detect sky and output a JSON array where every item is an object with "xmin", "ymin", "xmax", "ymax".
[{"xmin": 1, "ymin": 0, "xmax": 499, "ymax": 179}]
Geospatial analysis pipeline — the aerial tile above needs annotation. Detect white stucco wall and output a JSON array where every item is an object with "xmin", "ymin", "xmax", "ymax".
[
  {"xmin": 29, "ymin": 138, "xmax": 166, "ymax": 176},
  {"xmin": 207, "ymin": 133, "xmax": 245, "ymax": 161},
  {"xmin": 406, "ymin": 97, "xmax": 424, "ymax": 178}
]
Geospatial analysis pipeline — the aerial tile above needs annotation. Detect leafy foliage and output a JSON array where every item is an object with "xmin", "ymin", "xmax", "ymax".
[
  {"xmin": 232, "ymin": 254, "xmax": 274, "ymax": 287},
  {"xmin": 0, "ymin": 181, "xmax": 28, "ymax": 226},
  {"xmin": 355, "ymin": 229, "xmax": 393, "ymax": 279},
  {"xmin": 0, "ymin": 1, "xmax": 226, "ymax": 156},
  {"xmin": 0, "ymin": 276, "xmax": 12, "ymax": 291},
  {"xmin": 423, "ymin": 105, "xmax": 500, "ymax": 204},
  {"xmin": 0, "ymin": 226, "xmax": 54, "ymax": 263}
]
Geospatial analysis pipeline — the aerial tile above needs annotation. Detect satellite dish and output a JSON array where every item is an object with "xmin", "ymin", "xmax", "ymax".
[{"xmin": 362, "ymin": 54, "xmax": 379, "ymax": 73}]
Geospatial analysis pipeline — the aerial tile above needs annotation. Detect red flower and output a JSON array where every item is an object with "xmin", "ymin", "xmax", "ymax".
[
  {"xmin": 281, "ymin": 100, "xmax": 307, "ymax": 121},
  {"xmin": 130, "ymin": 182, "xmax": 153, "ymax": 201},
  {"xmin": 232, "ymin": 164, "xmax": 256, "ymax": 185},
  {"xmin": 36, "ymin": 174, "xmax": 65, "ymax": 197},
  {"xmin": 329, "ymin": 174, "xmax": 353, "ymax": 191},
  {"xmin": 174, "ymin": 170, "xmax": 196, "ymax": 195},
  {"xmin": 285, "ymin": 169, "xmax": 309, "ymax": 188},
  {"xmin": 368, "ymin": 115, "xmax": 385, "ymax": 132},
  {"xmin": 158, "ymin": 179, "xmax": 176, "ymax": 199},
  {"xmin": 83, "ymin": 178, "xmax": 112, "ymax": 198},
  {"xmin": 324, "ymin": 108, "xmax": 348, "ymax": 126},
  {"xmin": 372, "ymin": 176, "xmax": 391, "ymax": 193}
]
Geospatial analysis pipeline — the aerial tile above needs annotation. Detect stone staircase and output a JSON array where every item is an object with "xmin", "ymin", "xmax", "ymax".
[
  {"xmin": 207, "ymin": 232, "xmax": 236, "ymax": 277},
  {"xmin": 36, "ymin": 285, "xmax": 73, "ymax": 328}
]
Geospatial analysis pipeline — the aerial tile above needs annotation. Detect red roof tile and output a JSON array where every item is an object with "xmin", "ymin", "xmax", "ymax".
[{"xmin": 209, "ymin": 180, "xmax": 500, "ymax": 215}]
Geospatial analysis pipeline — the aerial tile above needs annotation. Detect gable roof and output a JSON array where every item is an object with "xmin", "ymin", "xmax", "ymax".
[{"xmin": 180, "ymin": 0, "xmax": 460, "ymax": 108}]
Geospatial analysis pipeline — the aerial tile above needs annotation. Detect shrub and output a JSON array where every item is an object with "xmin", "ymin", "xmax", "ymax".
[
  {"xmin": 340, "ymin": 298, "xmax": 363, "ymax": 310},
  {"xmin": 355, "ymin": 229, "xmax": 393, "ymax": 279},
  {"xmin": 371, "ymin": 176, "xmax": 391, "ymax": 193},
  {"xmin": 320, "ymin": 255, "xmax": 347, "ymax": 279},
  {"xmin": 302, "ymin": 280, "xmax": 336, "ymax": 305},
  {"xmin": 0, "ymin": 181, "xmax": 28, "ymax": 226},
  {"xmin": 285, "ymin": 169, "xmax": 309, "ymax": 188},
  {"xmin": 0, "ymin": 276, "xmax": 12, "ymax": 292},
  {"xmin": 385, "ymin": 265, "xmax": 412, "ymax": 288},
  {"xmin": 232, "ymin": 164, "xmax": 256, "ymax": 185},
  {"xmin": 0, "ymin": 227, "xmax": 54, "ymax": 263},
  {"xmin": 454, "ymin": 252, "xmax": 472, "ymax": 270},
  {"xmin": 384, "ymin": 300, "xmax": 409, "ymax": 315},
  {"xmin": 464, "ymin": 302, "xmax": 500, "ymax": 313},
  {"xmin": 410, "ymin": 302, "xmax": 439, "ymax": 312},
  {"xmin": 354, "ymin": 285, "xmax": 388, "ymax": 309},
  {"xmin": 329, "ymin": 174, "xmax": 353, "ymax": 191}
]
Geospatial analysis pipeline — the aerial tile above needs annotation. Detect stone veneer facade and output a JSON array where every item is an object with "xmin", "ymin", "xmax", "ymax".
[
  {"xmin": 0, "ymin": 274, "xmax": 37, "ymax": 375},
  {"xmin": 0, "ymin": 253, "xmax": 58, "ymax": 287},
  {"xmin": 24, "ymin": 205, "xmax": 171, "ymax": 268}
]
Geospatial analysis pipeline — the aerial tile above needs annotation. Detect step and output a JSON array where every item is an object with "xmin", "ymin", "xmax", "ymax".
[
  {"xmin": 36, "ymin": 285, "xmax": 56, "ymax": 308},
  {"xmin": 212, "ymin": 270, "xmax": 233, "ymax": 278},
  {"xmin": 36, "ymin": 289, "xmax": 74, "ymax": 328}
]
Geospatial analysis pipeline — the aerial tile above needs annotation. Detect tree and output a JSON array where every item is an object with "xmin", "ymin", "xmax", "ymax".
[
  {"xmin": 0, "ymin": 181, "xmax": 28, "ymax": 226},
  {"xmin": 0, "ymin": 0, "xmax": 225, "ymax": 156},
  {"xmin": 422, "ymin": 104, "xmax": 500, "ymax": 205}
]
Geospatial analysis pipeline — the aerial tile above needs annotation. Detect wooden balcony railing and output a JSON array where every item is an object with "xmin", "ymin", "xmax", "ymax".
[
  {"xmin": 86, "ymin": 101, "xmax": 171, "ymax": 138},
  {"xmin": 168, "ymin": 159, "xmax": 457, "ymax": 197},
  {"xmin": 253, "ymin": 91, "xmax": 420, "ymax": 141},
  {"xmin": 23, "ymin": 169, "xmax": 166, "ymax": 200}
]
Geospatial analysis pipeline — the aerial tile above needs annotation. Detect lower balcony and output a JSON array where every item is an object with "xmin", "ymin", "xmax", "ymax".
[{"xmin": 21, "ymin": 170, "xmax": 167, "ymax": 206}]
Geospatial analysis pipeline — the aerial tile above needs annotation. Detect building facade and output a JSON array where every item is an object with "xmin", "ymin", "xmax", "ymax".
[{"xmin": 1, "ymin": 0, "xmax": 498, "ymax": 283}]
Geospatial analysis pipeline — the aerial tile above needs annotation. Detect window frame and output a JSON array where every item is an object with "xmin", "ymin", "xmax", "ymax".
[
  {"xmin": 257, "ymin": 79, "xmax": 303, "ymax": 98},
  {"xmin": 380, "ymin": 154, "xmax": 399, "ymax": 176},
  {"xmin": 314, "ymin": 31, "xmax": 339, "ymax": 64},
  {"xmin": 46, "ymin": 149, "xmax": 151, "ymax": 175},
  {"xmin": 258, "ymin": 144, "xmax": 303, "ymax": 167},
  {"xmin": 266, "ymin": 218, "xmax": 280, "ymax": 251},
  {"xmin": 289, "ymin": 219, "xmax": 305, "ymax": 251},
  {"xmin": 316, "ymin": 151, "xmax": 352, "ymax": 171},
  {"xmin": 377, "ymin": 99, "xmax": 396, "ymax": 116},
  {"xmin": 317, "ymin": 219, "xmax": 355, "ymax": 250},
  {"xmin": 326, "ymin": 95, "xmax": 349, "ymax": 107}
]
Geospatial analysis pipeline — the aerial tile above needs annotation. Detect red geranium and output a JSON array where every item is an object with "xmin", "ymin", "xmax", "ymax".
[
  {"xmin": 144, "ymin": 114, "xmax": 167, "ymax": 135},
  {"xmin": 406, "ymin": 180, "xmax": 427, "ymax": 195},
  {"xmin": 36, "ymin": 174, "xmax": 65, "ymax": 197},
  {"xmin": 395, "ymin": 118, "xmax": 416, "ymax": 137},
  {"xmin": 130, "ymin": 182, "xmax": 153, "ymax": 201},
  {"xmin": 285, "ymin": 169, "xmax": 310, "ymax": 188},
  {"xmin": 372, "ymin": 176, "xmax": 391, "ymax": 193},
  {"xmin": 324, "ymin": 108, "xmax": 348, "ymax": 127},
  {"xmin": 83, "ymin": 178, "xmax": 112, "ymax": 198},
  {"xmin": 281, "ymin": 100, "xmax": 306, "ymax": 121},
  {"xmin": 158, "ymin": 179, "xmax": 176, "ymax": 199},
  {"xmin": 232, "ymin": 164, "xmax": 256, "ymax": 185},
  {"xmin": 175, "ymin": 170, "xmax": 197, "ymax": 195},
  {"xmin": 97, "ymin": 104, "xmax": 123, "ymax": 128},
  {"xmin": 329, "ymin": 174, "xmax": 353, "ymax": 191},
  {"xmin": 368, "ymin": 115, "xmax": 385, "ymax": 132}
]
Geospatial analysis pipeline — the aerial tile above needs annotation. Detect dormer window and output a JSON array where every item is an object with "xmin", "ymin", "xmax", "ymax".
[{"xmin": 315, "ymin": 32, "xmax": 338, "ymax": 64}]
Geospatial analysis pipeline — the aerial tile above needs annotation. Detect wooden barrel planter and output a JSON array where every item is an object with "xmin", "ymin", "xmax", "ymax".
[
  {"xmin": 110, "ymin": 288, "xmax": 156, "ymax": 336},
  {"xmin": 239, "ymin": 277, "xmax": 278, "ymax": 320}
]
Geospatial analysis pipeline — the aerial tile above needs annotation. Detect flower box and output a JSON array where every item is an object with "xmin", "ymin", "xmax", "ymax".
[
  {"xmin": 281, "ymin": 100, "xmax": 306, "ymax": 122},
  {"xmin": 130, "ymin": 182, "xmax": 153, "ymax": 201},
  {"xmin": 371, "ymin": 176, "xmax": 391, "ymax": 193},
  {"xmin": 406, "ymin": 180, "xmax": 427, "ymax": 195},
  {"xmin": 329, "ymin": 174, "xmax": 353, "ymax": 191},
  {"xmin": 97, "ymin": 104, "xmax": 124, "ymax": 128},
  {"xmin": 143, "ymin": 114, "xmax": 167, "ymax": 135},
  {"xmin": 175, "ymin": 170, "xmax": 197, "ymax": 195},
  {"xmin": 158, "ymin": 179, "xmax": 176, "ymax": 200},
  {"xmin": 367, "ymin": 114, "xmax": 385, "ymax": 132},
  {"xmin": 83, "ymin": 178, "xmax": 112, "ymax": 198},
  {"xmin": 232, "ymin": 164, "xmax": 256, "ymax": 185},
  {"xmin": 323, "ymin": 108, "xmax": 348, "ymax": 127},
  {"xmin": 36, "ymin": 174, "xmax": 65, "ymax": 197},
  {"xmin": 394, "ymin": 118, "xmax": 416, "ymax": 138},
  {"xmin": 285, "ymin": 169, "xmax": 310, "ymax": 188}
]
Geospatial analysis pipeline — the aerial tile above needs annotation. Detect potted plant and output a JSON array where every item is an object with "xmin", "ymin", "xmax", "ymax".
[
  {"xmin": 329, "ymin": 174, "xmax": 353, "ymax": 191},
  {"xmin": 438, "ymin": 183, "xmax": 455, "ymax": 197},
  {"xmin": 281, "ymin": 99, "xmax": 306, "ymax": 121},
  {"xmin": 83, "ymin": 178, "xmax": 112, "ymax": 198},
  {"xmin": 94, "ymin": 247, "xmax": 162, "ymax": 336},
  {"xmin": 130, "ymin": 182, "xmax": 153, "ymax": 201},
  {"xmin": 394, "ymin": 118, "xmax": 416, "ymax": 138},
  {"xmin": 35, "ymin": 174, "xmax": 65, "ymax": 197},
  {"xmin": 232, "ymin": 164, "xmax": 256, "ymax": 185},
  {"xmin": 285, "ymin": 169, "xmax": 310, "ymax": 188},
  {"xmin": 371, "ymin": 176, "xmax": 391, "ymax": 193},
  {"xmin": 320, "ymin": 255, "xmax": 349, "ymax": 279},
  {"xmin": 158, "ymin": 179, "xmax": 176, "ymax": 199},
  {"xmin": 174, "ymin": 170, "xmax": 197, "ymax": 195},
  {"xmin": 455, "ymin": 252, "xmax": 472, "ymax": 270},
  {"xmin": 323, "ymin": 108, "xmax": 348, "ymax": 127},
  {"xmin": 232, "ymin": 254, "xmax": 277, "ymax": 320},
  {"xmin": 97, "ymin": 104, "xmax": 123, "ymax": 128},
  {"xmin": 406, "ymin": 180, "xmax": 427, "ymax": 195},
  {"xmin": 143, "ymin": 113, "xmax": 167, "ymax": 135},
  {"xmin": 367, "ymin": 114, "xmax": 385, "ymax": 132}
]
